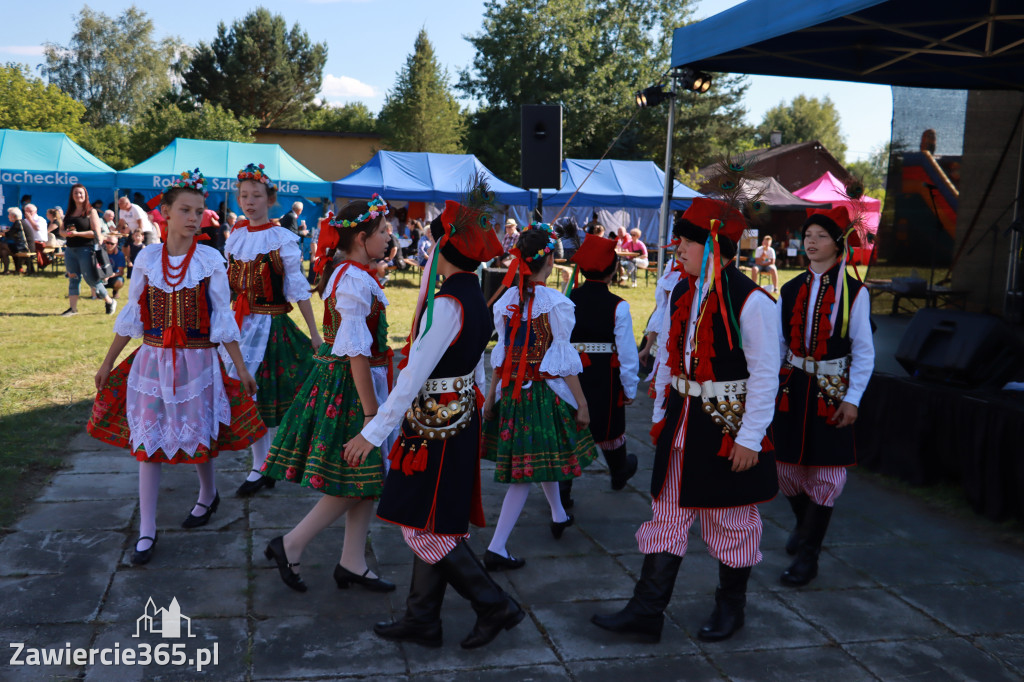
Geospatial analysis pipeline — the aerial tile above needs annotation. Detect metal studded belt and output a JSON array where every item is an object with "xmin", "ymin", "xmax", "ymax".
[
  {"xmin": 670, "ymin": 375, "xmax": 748, "ymax": 437},
  {"xmin": 786, "ymin": 351, "xmax": 850, "ymax": 376},
  {"xmin": 405, "ymin": 372, "xmax": 477, "ymax": 440},
  {"xmin": 573, "ymin": 342, "xmax": 617, "ymax": 354}
]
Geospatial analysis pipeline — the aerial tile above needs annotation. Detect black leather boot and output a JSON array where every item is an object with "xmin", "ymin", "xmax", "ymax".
[
  {"xmin": 591, "ymin": 552, "xmax": 683, "ymax": 643},
  {"xmin": 605, "ymin": 445, "xmax": 638, "ymax": 491},
  {"xmin": 558, "ymin": 479, "xmax": 574, "ymax": 510},
  {"xmin": 435, "ymin": 541, "xmax": 525, "ymax": 649},
  {"xmin": 698, "ymin": 563, "xmax": 751, "ymax": 642},
  {"xmin": 373, "ymin": 557, "xmax": 446, "ymax": 647},
  {"xmin": 781, "ymin": 503, "xmax": 833, "ymax": 587},
  {"xmin": 785, "ymin": 493, "xmax": 811, "ymax": 556}
]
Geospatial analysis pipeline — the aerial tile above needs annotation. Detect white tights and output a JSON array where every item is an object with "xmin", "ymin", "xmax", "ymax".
[
  {"xmin": 247, "ymin": 427, "xmax": 278, "ymax": 482},
  {"xmin": 136, "ymin": 459, "xmax": 217, "ymax": 551},
  {"xmin": 282, "ymin": 497, "xmax": 378, "ymax": 577},
  {"xmin": 487, "ymin": 481, "xmax": 568, "ymax": 558}
]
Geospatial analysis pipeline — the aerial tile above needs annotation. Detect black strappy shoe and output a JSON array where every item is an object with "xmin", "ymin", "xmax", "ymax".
[
  {"xmin": 236, "ymin": 469, "xmax": 277, "ymax": 497},
  {"xmin": 265, "ymin": 536, "xmax": 307, "ymax": 592},
  {"xmin": 131, "ymin": 534, "xmax": 158, "ymax": 565},
  {"xmin": 181, "ymin": 492, "xmax": 220, "ymax": 528}
]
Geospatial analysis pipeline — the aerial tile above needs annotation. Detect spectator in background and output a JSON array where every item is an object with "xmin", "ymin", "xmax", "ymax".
[
  {"xmin": 118, "ymin": 196, "xmax": 157, "ymax": 245},
  {"xmin": 200, "ymin": 205, "xmax": 222, "ymax": 253},
  {"xmin": 101, "ymin": 235, "xmax": 126, "ymax": 297},
  {"xmin": 147, "ymin": 205, "xmax": 167, "ymax": 241},
  {"xmin": 22, "ymin": 203, "xmax": 51, "ymax": 268},
  {"xmin": 103, "ymin": 210, "xmax": 116, "ymax": 235},
  {"xmin": 279, "ymin": 201, "xmax": 308, "ymax": 237},
  {"xmin": 45, "ymin": 208, "xmax": 64, "ymax": 246},
  {"xmin": 126, "ymin": 229, "xmax": 146, "ymax": 279},
  {"xmin": 589, "ymin": 224, "xmax": 606, "ymax": 238},
  {"xmin": 613, "ymin": 226, "xmax": 629, "ymax": 248},
  {"xmin": 753, "ymin": 234, "xmax": 779, "ymax": 293},
  {"xmin": 414, "ymin": 227, "xmax": 432, "ymax": 267},
  {"xmin": 3, "ymin": 207, "xmax": 31, "ymax": 272},
  {"xmin": 60, "ymin": 183, "xmax": 117, "ymax": 316},
  {"xmin": 617, "ymin": 228, "xmax": 649, "ymax": 284},
  {"xmin": 224, "ymin": 211, "xmax": 237, "ymax": 243}
]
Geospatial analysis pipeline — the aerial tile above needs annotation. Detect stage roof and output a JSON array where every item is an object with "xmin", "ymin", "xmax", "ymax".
[
  {"xmin": 540, "ymin": 158, "xmax": 700, "ymax": 210},
  {"xmin": 671, "ymin": 0, "xmax": 1024, "ymax": 90}
]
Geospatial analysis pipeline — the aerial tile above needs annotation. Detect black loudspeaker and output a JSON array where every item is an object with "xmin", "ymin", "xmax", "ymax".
[
  {"xmin": 521, "ymin": 105, "xmax": 562, "ymax": 189},
  {"xmin": 895, "ymin": 309, "xmax": 1023, "ymax": 387},
  {"xmin": 481, "ymin": 267, "xmax": 507, "ymax": 304}
]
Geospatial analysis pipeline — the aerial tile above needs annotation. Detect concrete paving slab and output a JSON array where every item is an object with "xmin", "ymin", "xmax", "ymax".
[
  {"xmin": 895, "ymin": 583, "xmax": 1024, "ymax": 636},
  {"xmin": 846, "ymin": 636, "xmax": 1021, "ymax": 682},
  {"xmin": 418, "ymin": 663, "xmax": 570, "ymax": 681},
  {"xmin": 502, "ymin": 554, "xmax": 635, "ymax": 603},
  {"xmin": 37, "ymin": 472, "xmax": 139, "ymax": 502},
  {"xmin": 932, "ymin": 542, "xmax": 1024, "ymax": 584},
  {"xmin": 828, "ymin": 543, "xmax": 974, "ymax": 587},
  {"xmin": 674, "ymin": 592, "xmax": 831, "ymax": 653},
  {"xmin": 752, "ymin": 548, "xmax": 878, "ymax": 592},
  {"xmin": 65, "ymin": 451, "xmax": 138, "ymax": 474},
  {"xmin": 250, "ymin": 564, "xmax": 399, "ymax": 619},
  {"xmin": 710, "ymin": 645, "xmax": 875, "ymax": 682},
  {"xmin": 0, "ymin": 623, "xmax": 94, "ymax": 681},
  {"xmin": 250, "ymin": 613, "xmax": 406, "ymax": 680},
  {"xmin": 776, "ymin": 587, "xmax": 947, "ymax": 642},
  {"xmin": 100, "ymin": 569, "xmax": 248, "ymax": 622},
  {"xmin": 533, "ymin": 601, "xmax": 699, "ymax": 661},
  {"xmin": 117, "ymin": 530, "xmax": 249, "ymax": 570},
  {"xmin": 582, "ymin": 520, "xmax": 644, "ymax": 555},
  {"xmin": 12, "ymin": 499, "xmax": 136, "ymax": 532},
  {"xmin": 568, "ymin": 655, "xmax": 721, "ymax": 682},
  {"xmin": 0, "ymin": 530, "xmax": 124, "ymax": 576},
  {"xmin": 0, "ymin": 572, "xmax": 109, "ymax": 625},
  {"xmin": 976, "ymin": 634, "xmax": 1024, "ymax": 676}
]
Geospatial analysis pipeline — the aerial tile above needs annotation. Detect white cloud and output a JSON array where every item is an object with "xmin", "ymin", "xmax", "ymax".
[
  {"xmin": 0, "ymin": 45, "xmax": 45, "ymax": 56},
  {"xmin": 320, "ymin": 74, "xmax": 378, "ymax": 100}
]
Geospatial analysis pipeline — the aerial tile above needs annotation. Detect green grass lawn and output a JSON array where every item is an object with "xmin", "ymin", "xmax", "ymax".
[{"xmin": 0, "ymin": 261, "xmax": 825, "ymax": 530}]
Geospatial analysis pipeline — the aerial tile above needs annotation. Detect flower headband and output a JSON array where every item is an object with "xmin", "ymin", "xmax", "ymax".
[
  {"xmin": 170, "ymin": 168, "xmax": 208, "ymax": 197},
  {"xmin": 237, "ymin": 162, "xmax": 276, "ymax": 191},
  {"xmin": 328, "ymin": 193, "xmax": 389, "ymax": 229},
  {"xmin": 523, "ymin": 222, "xmax": 558, "ymax": 261}
]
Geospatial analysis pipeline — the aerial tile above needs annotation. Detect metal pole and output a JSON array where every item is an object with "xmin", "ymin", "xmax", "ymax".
[
  {"xmin": 1004, "ymin": 115, "xmax": 1024, "ymax": 319},
  {"xmin": 657, "ymin": 71, "xmax": 678, "ymax": 280}
]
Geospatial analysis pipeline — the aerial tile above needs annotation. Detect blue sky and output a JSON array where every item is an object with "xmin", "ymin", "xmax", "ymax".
[{"xmin": 0, "ymin": 0, "xmax": 891, "ymax": 161}]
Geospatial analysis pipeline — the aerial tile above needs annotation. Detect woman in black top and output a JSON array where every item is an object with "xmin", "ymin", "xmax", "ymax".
[{"xmin": 59, "ymin": 183, "xmax": 117, "ymax": 316}]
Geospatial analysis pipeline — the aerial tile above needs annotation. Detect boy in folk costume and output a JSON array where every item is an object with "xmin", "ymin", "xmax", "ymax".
[
  {"xmin": 772, "ymin": 205, "xmax": 874, "ymax": 587},
  {"xmin": 88, "ymin": 170, "xmax": 266, "ymax": 565},
  {"xmin": 592, "ymin": 197, "xmax": 781, "ymax": 643},
  {"xmin": 638, "ymin": 218, "xmax": 689, "ymax": 388},
  {"xmin": 559, "ymin": 233, "xmax": 640, "ymax": 508},
  {"xmin": 344, "ymin": 191, "xmax": 524, "ymax": 650},
  {"xmin": 222, "ymin": 163, "xmax": 322, "ymax": 497}
]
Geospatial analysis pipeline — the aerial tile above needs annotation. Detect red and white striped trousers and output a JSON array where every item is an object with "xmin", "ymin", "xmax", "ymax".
[
  {"xmin": 776, "ymin": 462, "xmax": 847, "ymax": 507},
  {"xmin": 401, "ymin": 526, "xmax": 470, "ymax": 564},
  {"xmin": 636, "ymin": 401, "xmax": 763, "ymax": 568}
]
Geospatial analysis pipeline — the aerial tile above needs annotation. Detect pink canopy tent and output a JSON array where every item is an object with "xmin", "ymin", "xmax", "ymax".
[
  {"xmin": 793, "ymin": 171, "xmax": 880, "ymax": 233},
  {"xmin": 794, "ymin": 171, "xmax": 880, "ymax": 266}
]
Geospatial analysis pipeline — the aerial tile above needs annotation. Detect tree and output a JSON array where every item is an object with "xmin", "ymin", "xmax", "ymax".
[
  {"xmin": 182, "ymin": 9, "xmax": 327, "ymax": 128},
  {"xmin": 378, "ymin": 30, "xmax": 465, "ymax": 154},
  {"xmin": 845, "ymin": 142, "xmax": 892, "ymax": 200},
  {"xmin": 43, "ymin": 6, "xmax": 179, "ymax": 126},
  {"xmin": 127, "ymin": 103, "xmax": 258, "ymax": 165},
  {"xmin": 459, "ymin": 0, "xmax": 751, "ymax": 183},
  {"xmin": 303, "ymin": 102, "xmax": 377, "ymax": 134},
  {"xmin": 0, "ymin": 63, "xmax": 85, "ymax": 136},
  {"xmin": 755, "ymin": 94, "xmax": 847, "ymax": 162}
]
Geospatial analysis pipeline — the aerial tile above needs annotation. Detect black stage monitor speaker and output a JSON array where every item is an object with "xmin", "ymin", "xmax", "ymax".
[
  {"xmin": 481, "ymin": 267, "xmax": 507, "ymax": 304},
  {"xmin": 521, "ymin": 104, "xmax": 562, "ymax": 189},
  {"xmin": 895, "ymin": 309, "xmax": 1023, "ymax": 387}
]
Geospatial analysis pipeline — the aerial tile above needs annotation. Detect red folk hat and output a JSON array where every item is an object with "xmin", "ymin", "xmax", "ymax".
[
  {"xmin": 677, "ymin": 197, "xmax": 747, "ymax": 245},
  {"xmin": 429, "ymin": 200, "xmax": 504, "ymax": 269},
  {"xmin": 570, "ymin": 233, "xmax": 618, "ymax": 275},
  {"xmin": 804, "ymin": 205, "xmax": 862, "ymax": 247}
]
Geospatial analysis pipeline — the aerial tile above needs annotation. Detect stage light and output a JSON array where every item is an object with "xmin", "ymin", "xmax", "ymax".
[
  {"xmin": 678, "ymin": 69, "xmax": 713, "ymax": 93},
  {"xmin": 635, "ymin": 85, "xmax": 667, "ymax": 108}
]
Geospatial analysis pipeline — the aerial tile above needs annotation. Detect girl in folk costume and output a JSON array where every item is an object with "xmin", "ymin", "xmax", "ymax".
[
  {"xmin": 482, "ymin": 224, "xmax": 599, "ymax": 570},
  {"xmin": 559, "ymin": 234, "xmax": 640, "ymax": 509},
  {"xmin": 772, "ymin": 205, "xmax": 874, "ymax": 587},
  {"xmin": 259, "ymin": 197, "xmax": 397, "ymax": 594},
  {"xmin": 88, "ymin": 170, "xmax": 266, "ymax": 565},
  {"xmin": 592, "ymin": 197, "xmax": 781, "ymax": 643},
  {"xmin": 222, "ymin": 164, "xmax": 322, "ymax": 497},
  {"xmin": 345, "ymin": 192, "xmax": 523, "ymax": 650}
]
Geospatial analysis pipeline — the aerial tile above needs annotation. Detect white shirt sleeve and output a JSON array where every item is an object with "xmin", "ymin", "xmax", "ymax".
[
  {"xmin": 777, "ymin": 294, "xmax": 789, "ymax": 366},
  {"xmin": 208, "ymin": 264, "xmax": 242, "ymax": 344},
  {"xmin": 279, "ymin": 239, "xmax": 312, "ymax": 303},
  {"xmin": 651, "ymin": 291, "xmax": 676, "ymax": 424},
  {"xmin": 843, "ymin": 287, "xmax": 874, "ymax": 407},
  {"xmin": 331, "ymin": 273, "xmax": 374, "ymax": 358},
  {"xmin": 360, "ymin": 297, "xmax": 461, "ymax": 446},
  {"xmin": 735, "ymin": 292, "xmax": 783, "ymax": 451},
  {"xmin": 614, "ymin": 300, "xmax": 640, "ymax": 400},
  {"xmin": 490, "ymin": 289, "xmax": 513, "ymax": 369},
  {"xmin": 538, "ymin": 296, "xmax": 584, "ymax": 377}
]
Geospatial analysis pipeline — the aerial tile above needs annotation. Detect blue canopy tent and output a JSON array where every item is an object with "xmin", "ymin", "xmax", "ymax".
[
  {"xmin": 332, "ymin": 151, "xmax": 532, "ymax": 207},
  {"xmin": 526, "ymin": 158, "xmax": 701, "ymax": 244},
  {"xmin": 0, "ymin": 129, "xmax": 118, "ymax": 215},
  {"xmin": 668, "ymin": 0, "xmax": 1024, "ymax": 313}
]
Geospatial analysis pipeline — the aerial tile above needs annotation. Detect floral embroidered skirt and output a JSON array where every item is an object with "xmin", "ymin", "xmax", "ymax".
[
  {"xmin": 261, "ymin": 345, "xmax": 385, "ymax": 498},
  {"xmin": 255, "ymin": 314, "xmax": 314, "ymax": 428},
  {"xmin": 483, "ymin": 380, "xmax": 598, "ymax": 484},
  {"xmin": 87, "ymin": 347, "xmax": 267, "ymax": 464}
]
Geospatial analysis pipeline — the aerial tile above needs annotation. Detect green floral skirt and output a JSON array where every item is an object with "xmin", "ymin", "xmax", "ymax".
[
  {"xmin": 261, "ymin": 345, "xmax": 384, "ymax": 498},
  {"xmin": 483, "ymin": 381, "xmax": 597, "ymax": 484},
  {"xmin": 256, "ymin": 314, "xmax": 313, "ymax": 428}
]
